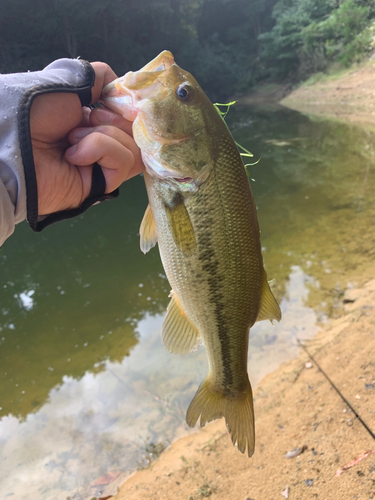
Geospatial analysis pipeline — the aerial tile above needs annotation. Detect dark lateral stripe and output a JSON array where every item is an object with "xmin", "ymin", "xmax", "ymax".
[{"xmin": 197, "ymin": 218, "xmax": 233, "ymax": 389}]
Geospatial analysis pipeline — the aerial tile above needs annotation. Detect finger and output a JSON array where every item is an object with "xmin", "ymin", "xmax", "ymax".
[
  {"xmin": 89, "ymin": 107, "xmax": 133, "ymax": 136},
  {"xmin": 67, "ymin": 126, "xmax": 144, "ymax": 179},
  {"xmin": 90, "ymin": 62, "xmax": 118, "ymax": 103},
  {"xmin": 65, "ymin": 132, "xmax": 143, "ymax": 194},
  {"xmin": 31, "ymin": 93, "xmax": 83, "ymax": 141},
  {"xmin": 68, "ymin": 125, "xmax": 139, "ymax": 163},
  {"xmin": 78, "ymin": 106, "xmax": 92, "ymax": 128}
]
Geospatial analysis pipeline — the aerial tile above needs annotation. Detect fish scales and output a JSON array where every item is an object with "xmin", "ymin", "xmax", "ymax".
[
  {"xmin": 102, "ymin": 50, "xmax": 281, "ymax": 456},
  {"xmin": 149, "ymin": 150, "xmax": 260, "ymax": 382}
]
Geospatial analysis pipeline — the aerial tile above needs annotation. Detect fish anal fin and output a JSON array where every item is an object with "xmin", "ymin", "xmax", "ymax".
[
  {"xmin": 162, "ymin": 291, "xmax": 200, "ymax": 355},
  {"xmin": 256, "ymin": 270, "xmax": 282, "ymax": 323},
  {"xmin": 164, "ymin": 195, "xmax": 196, "ymax": 256},
  {"xmin": 140, "ymin": 204, "xmax": 158, "ymax": 254},
  {"xmin": 186, "ymin": 377, "xmax": 255, "ymax": 457}
]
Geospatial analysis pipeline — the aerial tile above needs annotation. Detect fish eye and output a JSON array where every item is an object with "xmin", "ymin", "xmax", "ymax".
[{"xmin": 175, "ymin": 84, "xmax": 192, "ymax": 102}]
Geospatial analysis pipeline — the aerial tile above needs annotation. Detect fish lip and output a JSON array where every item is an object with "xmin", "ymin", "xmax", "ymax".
[
  {"xmin": 100, "ymin": 51, "xmax": 177, "ymax": 119},
  {"xmin": 101, "ymin": 73, "xmax": 171, "ymax": 123},
  {"xmin": 139, "ymin": 50, "xmax": 175, "ymax": 72},
  {"xmin": 101, "ymin": 77, "xmax": 138, "ymax": 121},
  {"xmin": 102, "ymin": 76, "xmax": 130, "ymax": 97}
]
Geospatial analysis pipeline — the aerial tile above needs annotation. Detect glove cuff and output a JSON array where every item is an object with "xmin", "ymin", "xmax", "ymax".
[{"xmin": 16, "ymin": 60, "xmax": 118, "ymax": 231}]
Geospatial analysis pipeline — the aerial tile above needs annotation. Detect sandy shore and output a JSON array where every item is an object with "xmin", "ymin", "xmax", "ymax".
[{"xmin": 281, "ymin": 62, "xmax": 375, "ymax": 128}]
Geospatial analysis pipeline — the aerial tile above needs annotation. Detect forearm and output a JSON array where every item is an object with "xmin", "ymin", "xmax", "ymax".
[{"xmin": 0, "ymin": 87, "xmax": 27, "ymax": 246}]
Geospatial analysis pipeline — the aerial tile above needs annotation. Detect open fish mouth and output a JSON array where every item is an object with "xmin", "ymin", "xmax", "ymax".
[
  {"xmin": 101, "ymin": 51, "xmax": 175, "ymax": 120},
  {"xmin": 101, "ymin": 80, "xmax": 137, "ymax": 121}
]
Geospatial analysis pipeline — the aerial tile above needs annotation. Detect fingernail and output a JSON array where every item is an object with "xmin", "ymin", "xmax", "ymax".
[
  {"xmin": 72, "ymin": 127, "xmax": 93, "ymax": 139},
  {"xmin": 95, "ymin": 108, "xmax": 114, "ymax": 123},
  {"xmin": 66, "ymin": 144, "xmax": 77, "ymax": 157}
]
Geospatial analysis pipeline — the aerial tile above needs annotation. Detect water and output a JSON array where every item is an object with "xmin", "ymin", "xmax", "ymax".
[{"xmin": 1, "ymin": 105, "xmax": 375, "ymax": 499}]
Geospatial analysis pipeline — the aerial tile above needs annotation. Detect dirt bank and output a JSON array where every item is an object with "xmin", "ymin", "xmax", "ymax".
[
  {"xmin": 112, "ymin": 272, "xmax": 375, "ymax": 500},
  {"xmin": 281, "ymin": 62, "xmax": 375, "ymax": 128}
]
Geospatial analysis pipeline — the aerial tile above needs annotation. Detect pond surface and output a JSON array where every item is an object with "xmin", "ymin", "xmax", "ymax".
[{"xmin": 1, "ymin": 104, "xmax": 375, "ymax": 499}]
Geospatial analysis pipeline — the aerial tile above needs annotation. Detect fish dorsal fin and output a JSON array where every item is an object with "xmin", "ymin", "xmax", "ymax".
[
  {"xmin": 164, "ymin": 195, "xmax": 196, "ymax": 256},
  {"xmin": 162, "ymin": 291, "xmax": 200, "ymax": 355},
  {"xmin": 140, "ymin": 204, "xmax": 158, "ymax": 254},
  {"xmin": 256, "ymin": 270, "xmax": 282, "ymax": 323}
]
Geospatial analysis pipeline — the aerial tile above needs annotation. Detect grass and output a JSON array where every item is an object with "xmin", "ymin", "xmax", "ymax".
[
  {"xmin": 214, "ymin": 101, "xmax": 259, "ymax": 179},
  {"xmin": 189, "ymin": 481, "xmax": 217, "ymax": 499}
]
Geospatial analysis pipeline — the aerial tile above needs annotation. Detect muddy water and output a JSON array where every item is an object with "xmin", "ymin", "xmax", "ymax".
[{"xmin": 0, "ymin": 105, "xmax": 374, "ymax": 499}]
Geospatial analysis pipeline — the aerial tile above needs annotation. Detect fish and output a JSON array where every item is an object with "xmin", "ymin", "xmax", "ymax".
[{"xmin": 102, "ymin": 51, "xmax": 281, "ymax": 457}]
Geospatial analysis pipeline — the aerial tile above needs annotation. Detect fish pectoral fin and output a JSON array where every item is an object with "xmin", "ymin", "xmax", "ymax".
[
  {"xmin": 140, "ymin": 204, "xmax": 158, "ymax": 254},
  {"xmin": 162, "ymin": 291, "xmax": 200, "ymax": 355},
  {"xmin": 256, "ymin": 269, "xmax": 282, "ymax": 323},
  {"xmin": 164, "ymin": 195, "xmax": 196, "ymax": 256}
]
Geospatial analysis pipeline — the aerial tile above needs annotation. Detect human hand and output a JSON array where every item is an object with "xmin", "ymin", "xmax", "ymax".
[{"xmin": 30, "ymin": 62, "xmax": 143, "ymax": 216}]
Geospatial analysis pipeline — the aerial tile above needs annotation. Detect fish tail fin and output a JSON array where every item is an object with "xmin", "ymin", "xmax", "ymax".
[{"xmin": 186, "ymin": 376, "xmax": 255, "ymax": 457}]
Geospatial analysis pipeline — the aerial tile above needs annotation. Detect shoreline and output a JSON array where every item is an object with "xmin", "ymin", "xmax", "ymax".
[
  {"xmin": 113, "ymin": 273, "xmax": 375, "ymax": 499},
  {"xmin": 281, "ymin": 62, "xmax": 375, "ymax": 128}
]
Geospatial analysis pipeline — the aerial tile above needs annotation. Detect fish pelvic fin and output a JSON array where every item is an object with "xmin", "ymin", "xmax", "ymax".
[
  {"xmin": 256, "ymin": 269, "xmax": 282, "ymax": 324},
  {"xmin": 186, "ymin": 377, "xmax": 255, "ymax": 457},
  {"xmin": 162, "ymin": 291, "xmax": 200, "ymax": 355},
  {"xmin": 140, "ymin": 204, "xmax": 158, "ymax": 254}
]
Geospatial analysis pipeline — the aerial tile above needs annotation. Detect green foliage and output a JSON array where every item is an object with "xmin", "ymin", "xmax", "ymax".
[
  {"xmin": 0, "ymin": 0, "xmax": 278, "ymax": 101},
  {"xmin": 258, "ymin": 0, "xmax": 337, "ymax": 79},
  {"xmin": 1, "ymin": 0, "xmax": 375, "ymax": 98},
  {"xmin": 262, "ymin": 1, "xmax": 329, "ymax": 66},
  {"xmin": 260, "ymin": 0, "xmax": 375, "ymax": 81},
  {"xmin": 301, "ymin": 0, "xmax": 371, "ymax": 67},
  {"xmin": 318, "ymin": 0, "xmax": 371, "ymax": 66}
]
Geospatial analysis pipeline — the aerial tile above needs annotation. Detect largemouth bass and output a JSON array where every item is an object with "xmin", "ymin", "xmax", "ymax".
[{"xmin": 102, "ymin": 51, "xmax": 281, "ymax": 457}]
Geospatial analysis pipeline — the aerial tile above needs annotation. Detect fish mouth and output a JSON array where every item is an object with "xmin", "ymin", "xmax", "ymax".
[
  {"xmin": 101, "ymin": 79, "xmax": 137, "ymax": 121},
  {"xmin": 101, "ymin": 51, "xmax": 175, "ymax": 120}
]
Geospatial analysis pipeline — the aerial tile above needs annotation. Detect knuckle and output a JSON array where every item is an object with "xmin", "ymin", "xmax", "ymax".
[
  {"xmin": 91, "ymin": 61, "xmax": 109, "ymax": 74},
  {"xmin": 87, "ymin": 131, "xmax": 107, "ymax": 150}
]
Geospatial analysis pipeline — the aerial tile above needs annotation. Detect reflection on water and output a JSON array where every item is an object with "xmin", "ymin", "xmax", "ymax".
[
  {"xmin": 0, "ymin": 267, "xmax": 317, "ymax": 500},
  {"xmin": 236, "ymin": 108, "xmax": 375, "ymax": 317},
  {"xmin": 0, "ymin": 314, "xmax": 203, "ymax": 499},
  {"xmin": 0, "ymin": 105, "xmax": 374, "ymax": 499}
]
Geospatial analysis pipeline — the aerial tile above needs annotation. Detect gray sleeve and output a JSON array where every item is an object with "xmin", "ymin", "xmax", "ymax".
[{"xmin": 0, "ymin": 59, "xmax": 96, "ymax": 247}]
